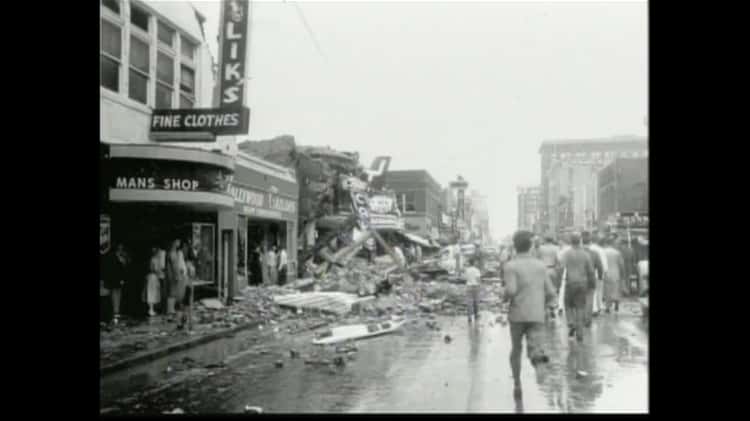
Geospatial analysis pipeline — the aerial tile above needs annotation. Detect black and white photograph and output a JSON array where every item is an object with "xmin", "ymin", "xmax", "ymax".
[{"xmin": 99, "ymin": 0, "xmax": 649, "ymax": 414}]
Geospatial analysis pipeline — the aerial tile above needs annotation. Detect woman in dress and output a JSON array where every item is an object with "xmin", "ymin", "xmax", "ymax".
[
  {"xmin": 603, "ymin": 237, "xmax": 626, "ymax": 313},
  {"xmin": 143, "ymin": 247, "xmax": 162, "ymax": 317}
]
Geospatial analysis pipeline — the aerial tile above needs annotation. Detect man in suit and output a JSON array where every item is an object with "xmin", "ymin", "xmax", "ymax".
[
  {"xmin": 581, "ymin": 231, "xmax": 604, "ymax": 327},
  {"xmin": 503, "ymin": 230, "xmax": 558, "ymax": 395},
  {"xmin": 560, "ymin": 232, "xmax": 596, "ymax": 342}
]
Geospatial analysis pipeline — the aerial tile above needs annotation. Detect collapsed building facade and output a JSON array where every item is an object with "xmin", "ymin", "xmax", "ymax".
[{"xmin": 238, "ymin": 136, "xmax": 435, "ymax": 281}]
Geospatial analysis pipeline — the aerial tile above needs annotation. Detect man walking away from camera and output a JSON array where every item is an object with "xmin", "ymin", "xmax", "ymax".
[
  {"xmin": 560, "ymin": 233, "xmax": 596, "ymax": 342},
  {"xmin": 463, "ymin": 257, "xmax": 482, "ymax": 322},
  {"xmin": 538, "ymin": 237, "xmax": 562, "ymax": 293},
  {"xmin": 581, "ymin": 231, "xmax": 604, "ymax": 327},
  {"xmin": 503, "ymin": 231, "xmax": 558, "ymax": 393}
]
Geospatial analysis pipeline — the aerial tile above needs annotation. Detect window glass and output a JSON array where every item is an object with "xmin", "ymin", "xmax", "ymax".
[
  {"xmin": 129, "ymin": 70, "xmax": 148, "ymax": 104},
  {"xmin": 158, "ymin": 21, "xmax": 175, "ymax": 47},
  {"xmin": 180, "ymin": 65, "xmax": 195, "ymax": 93},
  {"xmin": 130, "ymin": 36, "xmax": 149, "ymax": 72},
  {"xmin": 157, "ymin": 52, "xmax": 174, "ymax": 84},
  {"xmin": 102, "ymin": 0, "xmax": 120, "ymax": 14},
  {"xmin": 181, "ymin": 37, "xmax": 195, "ymax": 60},
  {"xmin": 155, "ymin": 84, "xmax": 172, "ymax": 108},
  {"xmin": 100, "ymin": 56, "xmax": 119, "ymax": 91},
  {"xmin": 180, "ymin": 94, "xmax": 194, "ymax": 109},
  {"xmin": 131, "ymin": 6, "xmax": 150, "ymax": 32},
  {"xmin": 101, "ymin": 20, "xmax": 121, "ymax": 57}
]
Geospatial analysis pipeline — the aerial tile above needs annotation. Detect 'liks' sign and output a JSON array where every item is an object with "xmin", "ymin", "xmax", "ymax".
[{"xmin": 219, "ymin": 0, "xmax": 249, "ymax": 108}]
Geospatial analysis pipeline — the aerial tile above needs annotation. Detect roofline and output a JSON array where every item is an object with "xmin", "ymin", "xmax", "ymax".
[{"xmin": 538, "ymin": 136, "xmax": 648, "ymax": 153}]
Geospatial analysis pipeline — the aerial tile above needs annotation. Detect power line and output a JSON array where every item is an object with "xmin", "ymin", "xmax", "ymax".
[{"xmin": 289, "ymin": 1, "xmax": 327, "ymax": 61}]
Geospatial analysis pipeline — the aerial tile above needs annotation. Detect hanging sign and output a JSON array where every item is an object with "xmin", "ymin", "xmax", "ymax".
[{"xmin": 220, "ymin": 0, "xmax": 250, "ymax": 108}]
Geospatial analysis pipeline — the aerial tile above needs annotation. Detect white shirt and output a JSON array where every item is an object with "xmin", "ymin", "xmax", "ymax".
[
  {"xmin": 278, "ymin": 250, "xmax": 288, "ymax": 269},
  {"xmin": 267, "ymin": 250, "xmax": 277, "ymax": 267},
  {"xmin": 589, "ymin": 244, "xmax": 609, "ymax": 273},
  {"xmin": 464, "ymin": 266, "xmax": 481, "ymax": 286},
  {"xmin": 394, "ymin": 247, "xmax": 405, "ymax": 265}
]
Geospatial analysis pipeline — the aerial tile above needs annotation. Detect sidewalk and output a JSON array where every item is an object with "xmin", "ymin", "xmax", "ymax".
[{"xmin": 100, "ymin": 285, "xmax": 334, "ymax": 375}]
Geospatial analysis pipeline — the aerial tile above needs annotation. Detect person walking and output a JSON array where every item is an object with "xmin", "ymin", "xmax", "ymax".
[
  {"xmin": 267, "ymin": 245, "xmax": 278, "ymax": 285},
  {"xmin": 103, "ymin": 243, "xmax": 130, "ymax": 324},
  {"xmin": 503, "ymin": 231, "xmax": 558, "ymax": 395},
  {"xmin": 603, "ymin": 238, "xmax": 626, "ymax": 313},
  {"xmin": 588, "ymin": 234, "xmax": 609, "ymax": 316},
  {"xmin": 538, "ymin": 237, "xmax": 562, "ymax": 293},
  {"xmin": 463, "ymin": 257, "xmax": 482, "ymax": 323},
  {"xmin": 618, "ymin": 238, "xmax": 637, "ymax": 296},
  {"xmin": 560, "ymin": 233, "xmax": 596, "ymax": 342},
  {"xmin": 278, "ymin": 246, "xmax": 288, "ymax": 286},
  {"xmin": 581, "ymin": 232, "xmax": 604, "ymax": 327}
]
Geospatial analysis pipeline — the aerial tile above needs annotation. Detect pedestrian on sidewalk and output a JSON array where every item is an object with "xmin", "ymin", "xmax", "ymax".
[
  {"xmin": 278, "ymin": 246, "xmax": 288, "ymax": 286},
  {"xmin": 603, "ymin": 237, "xmax": 626, "ymax": 313},
  {"xmin": 143, "ymin": 247, "xmax": 163, "ymax": 317},
  {"xmin": 503, "ymin": 230, "xmax": 558, "ymax": 393},
  {"xmin": 581, "ymin": 232, "xmax": 604, "ymax": 327},
  {"xmin": 560, "ymin": 233, "xmax": 596, "ymax": 342},
  {"xmin": 267, "ymin": 246, "xmax": 278, "ymax": 285},
  {"xmin": 463, "ymin": 257, "xmax": 482, "ymax": 322},
  {"xmin": 166, "ymin": 239, "xmax": 186, "ymax": 316},
  {"xmin": 618, "ymin": 238, "xmax": 637, "ymax": 296},
  {"xmin": 103, "ymin": 243, "xmax": 130, "ymax": 324}
]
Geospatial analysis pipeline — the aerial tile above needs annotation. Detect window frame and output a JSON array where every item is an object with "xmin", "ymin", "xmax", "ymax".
[
  {"xmin": 128, "ymin": 31, "xmax": 152, "ymax": 105},
  {"xmin": 178, "ymin": 34, "xmax": 198, "ymax": 109},
  {"xmin": 155, "ymin": 19, "xmax": 178, "ymax": 109},
  {"xmin": 100, "ymin": 9, "xmax": 124, "ymax": 94}
]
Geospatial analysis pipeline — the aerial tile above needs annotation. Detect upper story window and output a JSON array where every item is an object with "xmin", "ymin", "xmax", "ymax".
[
  {"xmin": 131, "ymin": 6, "xmax": 150, "ymax": 33},
  {"xmin": 129, "ymin": 34, "xmax": 151, "ymax": 104},
  {"xmin": 102, "ymin": 0, "xmax": 120, "ymax": 15},
  {"xmin": 100, "ymin": 18, "xmax": 122, "ymax": 92},
  {"xmin": 101, "ymin": 1, "xmax": 202, "ymax": 110},
  {"xmin": 397, "ymin": 192, "xmax": 416, "ymax": 213},
  {"xmin": 158, "ymin": 21, "xmax": 175, "ymax": 48}
]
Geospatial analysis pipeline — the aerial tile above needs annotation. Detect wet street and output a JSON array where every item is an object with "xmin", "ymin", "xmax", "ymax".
[{"xmin": 100, "ymin": 300, "xmax": 648, "ymax": 414}]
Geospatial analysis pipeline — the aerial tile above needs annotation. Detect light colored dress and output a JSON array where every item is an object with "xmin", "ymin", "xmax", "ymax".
[
  {"xmin": 144, "ymin": 255, "xmax": 162, "ymax": 305},
  {"xmin": 603, "ymin": 247, "xmax": 625, "ymax": 302}
]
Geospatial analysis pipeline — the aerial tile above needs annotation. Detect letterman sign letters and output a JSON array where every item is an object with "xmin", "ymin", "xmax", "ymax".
[{"xmin": 220, "ymin": 0, "xmax": 249, "ymax": 108}]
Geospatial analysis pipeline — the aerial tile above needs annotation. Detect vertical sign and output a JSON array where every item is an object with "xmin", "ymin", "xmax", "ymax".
[
  {"xmin": 100, "ymin": 215, "xmax": 111, "ymax": 255},
  {"xmin": 219, "ymin": 0, "xmax": 249, "ymax": 108}
]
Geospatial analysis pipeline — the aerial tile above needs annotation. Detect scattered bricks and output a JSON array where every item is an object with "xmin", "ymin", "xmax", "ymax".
[
  {"xmin": 444, "ymin": 335, "xmax": 452, "ymax": 344},
  {"xmin": 244, "ymin": 406, "xmax": 264, "ymax": 414},
  {"xmin": 274, "ymin": 360, "xmax": 284, "ymax": 368},
  {"xmin": 289, "ymin": 349, "xmax": 301, "ymax": 359},
  {"xmin": 333, "ymin": 356, "xmax": 346, "ymax": 367},
  {"xmin": 304, "ymin": 359, "xmax": 331, "ymax": 366}
]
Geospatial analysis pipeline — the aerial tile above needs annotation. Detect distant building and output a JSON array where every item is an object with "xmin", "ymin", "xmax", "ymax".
[
  {"xmin": 539, "ymin": 136, "xmax": 648, "ymax": 236},
  {"xmin": 517, "ymin": 186, "xmax": 541, "ymax": 232},
  {"xmin": 598, "ymin": 158, "xmax": 649, "ymax": 227},
  {"xmin": 384, "ymin": 170, "xmax": 443, "ymax": 239}
]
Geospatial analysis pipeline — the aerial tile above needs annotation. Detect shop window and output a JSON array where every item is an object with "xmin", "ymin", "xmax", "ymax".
[
  {"xmin": 180, "ymin": 65, "xmax": 195, "ymax": 108},
  {"xmin": 100, "ymin": 19, "xmax": 121, "ymax": 92},
  {"xmin": 130, "ymin": 5, "xmax": 150, "ymax": 33},
  {"xmin": 156, "ymin": 52, "xmax": 174, "ymax": 108},
  {"xmin": 102, "ymin": 0, "xmax": 120, "ymax": 15},
  {"xmin": 158, "ymin": 21, "xmax": 175, "ymax": 48},
  {"xmin": 129, "ymin": 36, "xmax": 150, "ymax": 104}
]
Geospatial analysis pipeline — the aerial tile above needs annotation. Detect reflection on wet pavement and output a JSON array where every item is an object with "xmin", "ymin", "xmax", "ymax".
[{"xmin": 101, "ymin": 306, "xmax": 648, "ymax": 413}]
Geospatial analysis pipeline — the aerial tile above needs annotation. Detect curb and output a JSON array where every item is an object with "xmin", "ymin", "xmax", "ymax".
[{"xmin": 100, "ymin": 320, "xmax": 262, "ymax": 376}]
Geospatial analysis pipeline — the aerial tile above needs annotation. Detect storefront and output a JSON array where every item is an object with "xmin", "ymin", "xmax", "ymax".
[
  {"xmin": 231, "ymin": 152, "xmax": 299, "ymax": 288},
  {"xmin": 100, "ymin": 143, "xmax": 236, "ymax": 313}
]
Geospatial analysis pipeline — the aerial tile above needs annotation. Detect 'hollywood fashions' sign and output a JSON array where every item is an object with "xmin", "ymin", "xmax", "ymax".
[{"xmin": 230, "ymin": 184, "xmax": 298, "ymax": 221}]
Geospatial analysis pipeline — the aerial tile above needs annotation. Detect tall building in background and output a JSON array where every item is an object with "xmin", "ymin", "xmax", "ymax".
[
  {"xmin": 539, "ymin": 136, "xmax": 648, "ymax": 236},
  {"xmin": 468, "ymin": 190, "xmax": 490, "ymax": 244},
  {"xmin": 598, "ymin": 158, "xmax": 649, "ymax": 225},
  {"xmin": 517, "ymin": 186, "xmax": 541, "ymax": 232}
]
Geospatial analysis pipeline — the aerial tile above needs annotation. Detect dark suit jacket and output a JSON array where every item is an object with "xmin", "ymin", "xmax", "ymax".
[{"xmin": 561, "ymin": 247, "xmax": 596, "ymax": 290}]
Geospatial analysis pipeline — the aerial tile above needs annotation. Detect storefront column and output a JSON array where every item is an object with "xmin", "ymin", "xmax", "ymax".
[{"xmin": 218, "ymin": 210, "xmax": 237, "ymax": 305}]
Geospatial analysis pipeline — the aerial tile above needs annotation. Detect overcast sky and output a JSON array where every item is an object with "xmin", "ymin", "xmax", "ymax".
[{"xmin": 188, "ymin": 0, "xmax": 648, "ymax": 241}]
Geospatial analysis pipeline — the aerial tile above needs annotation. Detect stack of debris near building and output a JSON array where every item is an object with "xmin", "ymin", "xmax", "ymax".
[{"xmin": 238, "ymin": 136, "xmax": 410, "ymax": 293}]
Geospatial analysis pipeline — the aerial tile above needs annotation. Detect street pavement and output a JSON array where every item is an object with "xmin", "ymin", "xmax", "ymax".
[{"xmin": 100, "ymin": 301, "xmax": 648, "ymax": 414}]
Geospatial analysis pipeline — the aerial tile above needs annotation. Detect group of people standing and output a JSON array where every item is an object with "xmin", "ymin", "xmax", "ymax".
[
  {"xmin": 261, "ymin": 245, "xmax": 288, "ymax": 286},
  {"xmin": 102, "ymin": 239, "xmax": 209, "ymax": 325}
]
